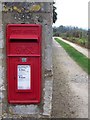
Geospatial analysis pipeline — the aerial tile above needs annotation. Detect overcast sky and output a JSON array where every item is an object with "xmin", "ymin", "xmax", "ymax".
[{"xmin": 53, "ymin": 0, "xmax": 89, "ymax": 29}]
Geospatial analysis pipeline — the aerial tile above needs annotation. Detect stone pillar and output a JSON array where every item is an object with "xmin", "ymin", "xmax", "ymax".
[{"xmin": 0, "ymin": 2, "xmax": 53, "ymax": 119}]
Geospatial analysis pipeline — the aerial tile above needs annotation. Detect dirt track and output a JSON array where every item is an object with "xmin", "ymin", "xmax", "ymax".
[
  {"xmin": 51, "ymin": 39, "xmax": 88, "ymax": 118},
  {"xmin": 54, "ymin": 37, "xmax": 89, "ymax": 58}
]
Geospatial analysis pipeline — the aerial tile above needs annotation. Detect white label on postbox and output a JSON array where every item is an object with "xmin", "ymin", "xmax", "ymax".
[{"xmin": 17, "ymin": 65, "xmax": 31, "ymax": 90}]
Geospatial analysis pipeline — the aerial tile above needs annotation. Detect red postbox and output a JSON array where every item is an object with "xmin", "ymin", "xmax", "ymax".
[{"xmin": 6, "ymin": 24, "xmax": 42, "ymax": 104}]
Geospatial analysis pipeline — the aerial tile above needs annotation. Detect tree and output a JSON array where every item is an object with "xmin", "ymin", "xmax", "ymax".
[{"xmin": 53, "ymin": 2, "xmax": 57, "ymax": 23}]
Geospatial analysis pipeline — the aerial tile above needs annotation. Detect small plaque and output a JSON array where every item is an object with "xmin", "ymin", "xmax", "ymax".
[
  {"xmin": 22, "ymin": 58, "xmax": 27, "ymax": 62},
  {"xmin": 17, "ymin": 65, "xmax": 31, "ymax": 90}
]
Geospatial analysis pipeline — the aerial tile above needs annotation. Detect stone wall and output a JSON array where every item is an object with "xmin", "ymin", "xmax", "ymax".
[{"xmin": 0, "ymin": 2, "xmax": 53, "ymax": 119}]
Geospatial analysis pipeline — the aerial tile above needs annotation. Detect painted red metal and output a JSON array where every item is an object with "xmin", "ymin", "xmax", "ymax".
[
  {"xmin": 10, "ymin": 34, "xmax": 38, "ymax": 40},
  {"xmin": 6, "ymin": 24, "xmax": 42, "ymax": 104}
]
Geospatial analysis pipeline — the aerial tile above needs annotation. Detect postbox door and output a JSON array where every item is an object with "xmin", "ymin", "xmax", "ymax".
[{"xmin": 8, "ymin": 57, "xmax": 41, "ymax": 104}]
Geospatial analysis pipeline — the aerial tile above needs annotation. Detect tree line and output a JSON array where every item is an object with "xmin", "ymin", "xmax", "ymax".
[{"xmin": 53, "ymin": 25, "xmax": 89, "ymax": 48}]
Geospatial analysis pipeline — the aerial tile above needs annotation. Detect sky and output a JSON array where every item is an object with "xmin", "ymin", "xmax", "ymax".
[{"xmin": 53, "ymin": 0, "xmax": 89, "ymax": 29}]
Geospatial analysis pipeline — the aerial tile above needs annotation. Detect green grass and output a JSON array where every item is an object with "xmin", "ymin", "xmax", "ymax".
[{"xmin": 55, "ymin": 38, "xmax": 90, "ymax": 74}]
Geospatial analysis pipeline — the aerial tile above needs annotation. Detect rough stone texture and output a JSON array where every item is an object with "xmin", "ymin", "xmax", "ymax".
[
  {"xmin": 2, "ymin": 2, "xmax": 52, "ymax": 13},
  {"xmin": 0, "ymin": 32, "xmax": 3, "ymax": 48},
  {"xmin": 1, "ymin": 2, "xmax": 53, "ymax": 119},
  {"xmin": 43, "ymin": 80, "xmax": 53, "ymax": 116},
  {"xmin": 0, "ymin": 2, "xmax": 3, "ymax": 118},
  {"xmin": 1, "ymin": 0, "xmax": 53, "ymax": 3},
  {"xmin": 12, "ymin": 105, "xmax": 39, "ymax": 115},
  {"xmin": 0, "ymin": 66, "xmax": 4, "ymax": 87}
]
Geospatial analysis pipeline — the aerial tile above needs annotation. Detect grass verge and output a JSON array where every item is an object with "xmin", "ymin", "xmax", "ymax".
[{"xmin": 55, "ymin": 38, "xmax": 90, "ymax": 74}]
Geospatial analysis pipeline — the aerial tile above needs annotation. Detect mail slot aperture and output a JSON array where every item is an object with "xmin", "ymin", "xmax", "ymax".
[{"xmin": 10, "ymin": 35, "xmax": 38, "ymax": 42}]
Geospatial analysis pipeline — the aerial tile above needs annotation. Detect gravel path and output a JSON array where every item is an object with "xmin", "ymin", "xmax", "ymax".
[
  {"xmin": 54, "ymin": 37, "xmax": 90, "ymax": 58},
  {"xmin": 51, "ymin": 39, "xmax": 88, "ymax": 118}
]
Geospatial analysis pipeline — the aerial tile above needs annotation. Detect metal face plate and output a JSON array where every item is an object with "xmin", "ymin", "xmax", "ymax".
[{"xmin": 6, "ymin": 24, "xmax": 42, "ymax": 104}]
